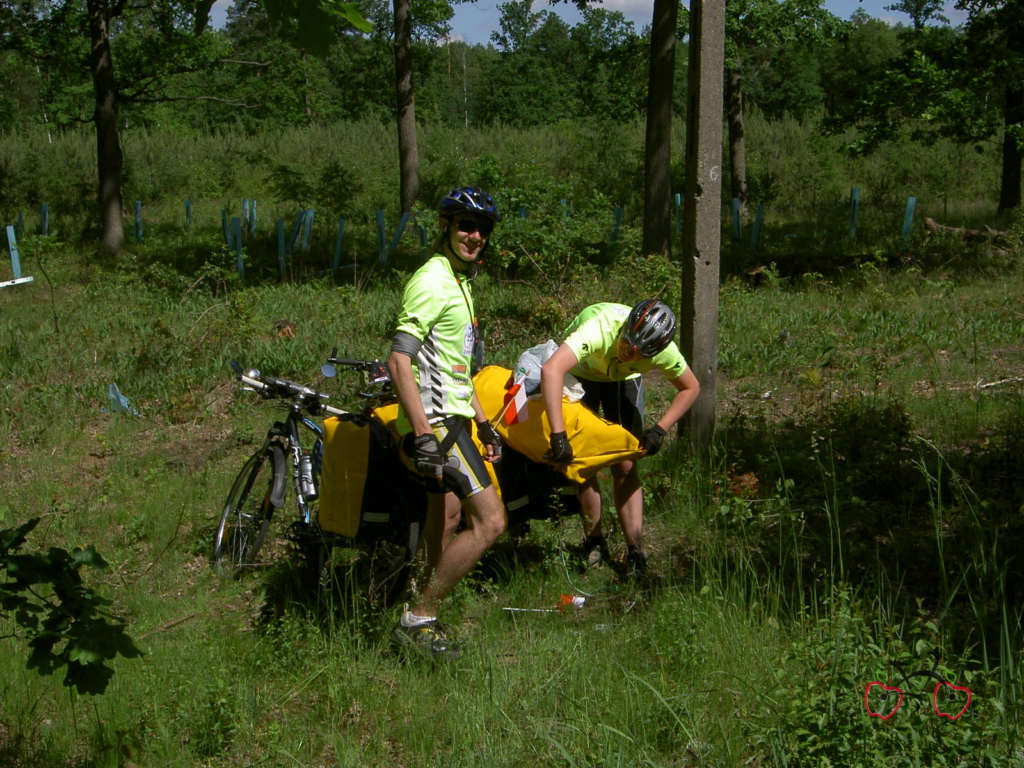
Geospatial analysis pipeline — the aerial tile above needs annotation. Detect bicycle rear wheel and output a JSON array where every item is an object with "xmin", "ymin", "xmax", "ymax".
[{"xmin": 214, "ymin": 444, "xmax": 286, "ymax": 573}]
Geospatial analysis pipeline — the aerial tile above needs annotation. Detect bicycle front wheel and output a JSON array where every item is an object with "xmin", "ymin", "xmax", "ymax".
[{"xmin": 214, "ymin": 444, "xmax": 286, "ymax": 573}]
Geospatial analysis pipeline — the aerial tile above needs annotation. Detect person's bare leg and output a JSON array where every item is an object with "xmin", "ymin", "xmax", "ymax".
[
  {"xmin": 578, "ymin": 476, "xmax": 603, "ymax": 538},
  {"xmin": 413, "ymin": 486, "xmax": 505, "ymax": 617},
  {"xmin": 611, "ymin": 459, "xmax": 642, "ymax": 549},
  {"xmin": 417, "ymin": 492, "xmax": 461, "ymax": 601}
]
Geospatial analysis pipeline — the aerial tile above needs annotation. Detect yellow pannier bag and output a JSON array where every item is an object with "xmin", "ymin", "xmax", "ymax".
[
  {"xmin": 472, "ymin": 365, "xmax": 642, "ymax": 484},
  {"xmin": 318, "ymin": 416, "xmax": 371, "ymax": 536},
  {"xmin": 319, "ymin": 413, "xmax": 418, "ymax": 537}
]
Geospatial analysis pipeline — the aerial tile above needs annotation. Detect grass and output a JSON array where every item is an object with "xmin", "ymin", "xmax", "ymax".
[{"xmin": 1, "ymin": 225, "xmax": 1023, "ymax": 765}]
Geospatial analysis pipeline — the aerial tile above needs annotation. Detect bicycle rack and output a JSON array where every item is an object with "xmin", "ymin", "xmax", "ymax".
[{"xmin": 2, "ymin": 226, "xmax": 34, "ymax": 289}]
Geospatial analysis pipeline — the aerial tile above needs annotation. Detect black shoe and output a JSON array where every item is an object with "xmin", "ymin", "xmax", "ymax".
[
  {"xmin": 579, "ymin": 534, "xmax": 610, "ymax": 567},
  {"xmin": 391, "ymin": 612, "xmax": 461, "ymax": 660},
  {"xmin": 626, "ymin": 545, "xmax": 648, "ymax": 578}
]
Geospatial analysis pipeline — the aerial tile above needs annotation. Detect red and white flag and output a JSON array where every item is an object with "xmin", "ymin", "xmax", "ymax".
[{"xmin": 502, "ymin": 375, "xmax": 529, "ymax": 426}]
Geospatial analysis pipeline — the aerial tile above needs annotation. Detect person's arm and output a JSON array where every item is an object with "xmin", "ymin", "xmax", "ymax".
[
  {"xmin": 656, "ymin": 366, "xmax": 700, "ymax": 431},
  {"xmin": 471, "ymin": 392, "xmax": 501, "ymax": 463},
  {"xmin": 539, "ymin": 344, "xmax": 579, "ymax": 463},
  {"xmin": 540, "ymin": 343, "xmax": 579, "ymax": 435},
  {"xmin": 388, "ymin": 347, "xmax": 446, "ymax": 478},
  {"xmin": 471, "ymin": 392, "xmax": 488, "ymax": 425},
  {"xmin": 387, "ymin": 349, "xmax": 432, "ymax": 437},
  {"xmin": 640, "ymin": 366, "xmax": 700, "ymax": 456}
]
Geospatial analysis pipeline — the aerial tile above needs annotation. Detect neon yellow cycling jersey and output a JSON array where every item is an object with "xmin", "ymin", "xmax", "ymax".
[
  {"xmin": 394, "ymin": 254, "xmax": 477, "ymax": 426},
  {"xmin": 562, "ymin": 302, "xmax": 687, "ymax": 382}
]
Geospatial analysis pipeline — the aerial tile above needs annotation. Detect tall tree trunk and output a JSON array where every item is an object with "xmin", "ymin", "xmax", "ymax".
[
  {"xmin": 725, "ymin": 64, "xmax": 748, "ymax": 219},
  {"xmin": 393, "ymin": 0, "xmax": 419, "ymax": 213},
  {"xmin": 998, "ymin": 82, "xmax": 1022, "ymax": 211},
  {"xmin": 642, "ymin": 0, "xmax": 677, "ymax": 259},
  {"xmin": 87, "ymin": 0, "xmax": 124, "ymax": 255},
  {"xmin": 680, "ymin": 0, "xmax": 725, "ymax": 452},
  {"xmin": 194, "ymin": 0, "xmax": 215, "ymax": 35}
]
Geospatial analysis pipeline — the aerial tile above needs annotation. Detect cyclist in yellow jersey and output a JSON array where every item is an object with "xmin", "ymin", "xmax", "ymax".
[
  {"xmin": 387, "ymin": 187, "xmax": 505, "ymax": 658},
  {"xmin": 540, "ymin": 300, "xmax": 700, "ymax": 575}
]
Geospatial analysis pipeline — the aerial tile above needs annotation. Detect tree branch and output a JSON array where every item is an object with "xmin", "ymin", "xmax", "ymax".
[{"xmin": 218, "ymin": 58, "xmax": 272, "ymax": 67}]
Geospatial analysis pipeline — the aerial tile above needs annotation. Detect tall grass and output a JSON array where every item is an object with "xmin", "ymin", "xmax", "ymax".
[{"xmin": 1, "ymin": 221, "xmax": 1022, "ymax": 765}]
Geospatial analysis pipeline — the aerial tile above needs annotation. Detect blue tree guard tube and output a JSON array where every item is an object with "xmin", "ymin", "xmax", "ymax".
[
  {"xmin": 376, "ymin": 210, "xmax": 386, "ymax": 263},
  {"xmin": 731, "ymin": 198, "xmax": 742, "ymax": 240},
  {"xmin": 332, "ymin": 219, "xmax": 345, "ymax": 271},
  {"xmin": 277, "ymin": 219, "xmax": 286, "ymax": 280},
  {"xmin": 288, "ymin": 210, "xmax": 304, "ymax": 253},
  {"xmin": 419, "ymin": 225, "xmax": 428, "ymax": 259},
  {"xmin": 673, "ymin": 193, "xmax": 681, "ymax": 236},
  {"xmin": 519, "ymin": 206, "xmax": 527, "ymax": 219},
  {"xmin": 848, "ymin": 187, "xmax": 860, "ymax": 240},
  {"xmin": 902, "ymin": 197, "xmax": 916, "ymax": 241},
  {"xmin": 389, "ymin": 212, "xmax": 410, "ymax": 253},
  {"xmin": 301, "ymin": 209, "xmax": 315, "ymax": 252},
  {"xmin": 242, "ymin": 199, "xmax": 249, "ymax": 230},
  {"xmin": 5, "ymin": 226, "xmax": 20, "ymax": 278},
  {"xmin": 41, "ymin": 204, "xmax": 49, "ymax": 236},
  {"xmin": 2, "ymin": 225, "xmax": 34, "ymax": 288},
  {"xmin": 185, "ymin": 199, "xmax": 192, "ymax": 228},
  {"xmin": 749, "ymin": 203, "xmax": 765, "ymax": 254},
  {"xmin": 232, "ymin": 217, "xmax": 244, "ymax": 279},
  {"xmin": 134, "ymin": 201, "xmax": 142, "ymax": 244}
]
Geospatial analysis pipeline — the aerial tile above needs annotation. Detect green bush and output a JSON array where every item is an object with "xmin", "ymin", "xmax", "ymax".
[
  {"xmin": 747, "ymin": 588, "xmax": 1014, "ymax": 766},
  {"xmin": 0, "ymin": 518, "xmax": 140, "ymax": 695}
]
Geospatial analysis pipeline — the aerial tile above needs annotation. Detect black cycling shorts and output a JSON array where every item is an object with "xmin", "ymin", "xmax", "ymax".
[
  {"xmin": 578, "ymin": 377, "xmax": 645, "ymax": 438},
  {"xmin": 402, "ymin": 417, "xmax": 492, "ymax": 500}
]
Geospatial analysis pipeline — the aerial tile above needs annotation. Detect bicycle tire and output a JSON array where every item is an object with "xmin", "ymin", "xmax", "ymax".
[{"xmin": 214, "ymin": 444, "xmax": 287, "ymax": 573}]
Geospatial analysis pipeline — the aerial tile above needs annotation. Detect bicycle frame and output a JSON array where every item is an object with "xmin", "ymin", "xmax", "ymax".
[{"xmin": 269, "ymin": 406, "xmax": 323, "ymax": 527}]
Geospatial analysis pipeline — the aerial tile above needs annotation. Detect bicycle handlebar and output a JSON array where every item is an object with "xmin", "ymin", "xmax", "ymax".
[
  {"xmin": 237, "ymin": 369, "xmax": 347, "ymax": 417},
  {"xmin": 323, "ymin": 353, "xmax": 391, "ymax": 388},
  {"xmin": 327, "ymin": 356, "xmax": 377, "ymax": 369}
]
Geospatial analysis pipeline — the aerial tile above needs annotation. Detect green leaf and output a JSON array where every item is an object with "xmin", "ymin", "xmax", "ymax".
[
  {"xmin": 261, "ymin": 0, "xmax": 372, "ymax": 55},
  {"xmin": 67, "ymin": 644, "xmax": 104, "ymax": 665},
  {"xmin": 321, "ymin": 0, "xmax": 372, "ymax": 33},
  {"xmin": 64, "ymin": 660, "xmax": 115, "ymax": 696},
  {"xmin": 72, "ymin": 545, "xmax": 108, "ymax": 569}
]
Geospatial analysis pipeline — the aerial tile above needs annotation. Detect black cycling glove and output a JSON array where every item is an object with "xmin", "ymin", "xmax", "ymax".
[
  {"xmin": 640, "ymin": 425, "xmax": 667, "ymax": 456},
  {"xmin": 476, "ymin": 420, "xmax": 503, "ymax": 461},
  {"xmin": 413, "ymin": 433, "xmax": 444, "ymax": 478},
  {"xmin": 545, "ymin": 431, "xmax": 574, "ymax": 464}
]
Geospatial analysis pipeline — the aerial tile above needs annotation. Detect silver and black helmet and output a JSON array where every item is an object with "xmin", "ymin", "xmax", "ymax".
[{"xmin": 623, "ymin": 300, "xmax": 676, "ymax": 357}]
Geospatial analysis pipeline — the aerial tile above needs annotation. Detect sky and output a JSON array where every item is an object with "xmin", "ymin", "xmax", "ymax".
[
  {"xmin": 209, "ymin": 1, "xmax": 969, "ymax": 44},
  {"xmin": 448, "ymin": 0, "xmax": 969, "ymax": 45}
]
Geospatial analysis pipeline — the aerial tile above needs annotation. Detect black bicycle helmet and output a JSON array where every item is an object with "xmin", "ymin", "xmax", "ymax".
[
  {"xmin": 623, "ymin": 300, "xmax": 676, "ymax": 357},
  {"xmin": 437, "ymin": 187, "xmax": 501, "ymax": 224}
]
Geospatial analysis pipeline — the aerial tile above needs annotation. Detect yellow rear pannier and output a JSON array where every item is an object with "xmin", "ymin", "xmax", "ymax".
[{"xmin": 318, "ymin": 414, "xmax": 422, "ymax": 537}]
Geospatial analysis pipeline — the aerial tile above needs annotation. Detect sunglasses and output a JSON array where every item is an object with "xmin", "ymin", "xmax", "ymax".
[{"xmin": 455, "ymin": 218, "xmax": 493, "ymax": 238}]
